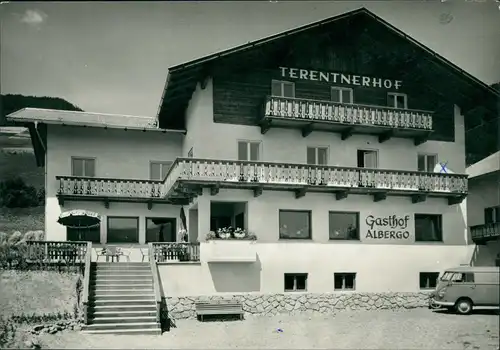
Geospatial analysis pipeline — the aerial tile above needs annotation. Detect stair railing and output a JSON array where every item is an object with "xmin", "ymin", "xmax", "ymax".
[
  {"xmin": 148, "ymin": 242, "xmax": 162, "ymax": 324},
  {"xmin": 82, "ymin": 241, "xmax": 92, "ymax": 325}
]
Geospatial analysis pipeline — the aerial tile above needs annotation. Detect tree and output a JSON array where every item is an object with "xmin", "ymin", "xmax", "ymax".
[{"xmin": 0, "ymin": 177, "xmax": 43, "ymax": 208}]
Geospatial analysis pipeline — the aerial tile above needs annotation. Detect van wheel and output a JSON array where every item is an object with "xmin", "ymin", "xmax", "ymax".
[{"xmin": 455, "ymin": 298, "xmax": 473, "ymax": 315}]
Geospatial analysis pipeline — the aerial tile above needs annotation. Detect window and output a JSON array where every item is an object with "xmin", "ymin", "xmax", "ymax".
[
  {"xmin": 418, "ymin": 154, "xmax": 437, "ymax": 172},
  {"xmin": 107, "ymin": 217, "xmax": 139, "ymax": 243},
  {"xmin": 284, "ymin": 273, "xmax": 307, "ymax": 292},
  {"xmin": 67, "ymin": 226, "xmax": 100, "ymax": 243},
  {"xmin": 387, "ymin": 92, "xmax": 407, "ymax": 109},
  {"xmin": 419, "ymin": 272, "xmax": 439, "ymax": 289},
  {"xmin": 440, "ymin": 271, "xmax": 475, "ymax": 283},
  {"xmin": 71, "ymin": 157, "xmax": 95, "ymax": 177},
  {"xmin": 331, "ymin": 87, "xmax": 353, "ymax": 104},
  {"xmin": 357, "ymin": 150, "xmax": 378, "ymax": 168},
  {"xmin": 150, "ymin": 161, "xmax": 173, "ymax": 181},
  {"xmin": 307, "ymin": 147, "xmax": 328, "ymax": 165},
  {"xmin": 329, "ymin": 212, "xmax": 359, "ymax": 240},
  {"xmin": 279, "ymin": 210, "xmax": 311, "ymax": 239},
  {"xmin": 484, "ymin": 206, "xmax": 500, "ymax": 224},
  {"xmin": 238, "ymin": 141, "xmax": 260, "ymax": 161},
  {"xmin": 334, "ymin": 273, "xmax": 356, "ymax": 290},
  {"xmin": 271, "ymin": 80, "xmax": 295, "ymax": 98},
  {"xmin": 146, "ymin": 218, "xmax": 176, "ymax": 243},
  {"xmin": 415, "ymin": 214, "xmax": 443, "ymax": 242}
]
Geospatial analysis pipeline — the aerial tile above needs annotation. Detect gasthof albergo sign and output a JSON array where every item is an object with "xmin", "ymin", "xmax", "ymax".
[{"xmin": 364, "ymin": 214, "xmax": 413, "ymax": 243}]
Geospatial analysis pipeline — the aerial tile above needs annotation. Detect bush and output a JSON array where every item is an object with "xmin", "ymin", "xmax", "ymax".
[{"xmin": 0, "ymin": 178, "xmax": 43, "ymax": 208}]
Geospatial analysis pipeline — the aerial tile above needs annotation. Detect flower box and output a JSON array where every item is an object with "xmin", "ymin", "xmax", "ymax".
[{"xmin": 202, "ymin": 240, "xmax": 257, "ymax": 263}]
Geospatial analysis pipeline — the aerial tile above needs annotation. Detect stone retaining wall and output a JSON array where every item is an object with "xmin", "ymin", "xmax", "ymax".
[{"xmin": 166, "ymin": 292, "xmax": 432, "ymax": 320}]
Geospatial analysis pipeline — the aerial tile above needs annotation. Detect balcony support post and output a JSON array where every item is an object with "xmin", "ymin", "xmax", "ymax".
[
  {"xmin": 448, "ymin": 195, "xmax": 466, "ymax": 206},
  {"xmin": 411, "ymin": 194, "xmax": 427, "ymax": 204},
  {"xmin": 301, "ymin": 123, "xmax": 314, "ymax": 137},
  {"xmin": 253, "ymin": 186, "xmax": 263, "ymax": 198},
  {"xmin": 295, "ymin": 188, "xmax": 307, "ymax": 199},
  {"xmin": 104, "ymin": 198, "xmax": 110, "ymax": 209},
  {"xmin": 210, "ymin": 185, "xmax": 220, "ymax": 196},
  {"xmin": 335, "ymin": 191, "xmax": 348, "ymax": 200},
  {"xmin": 341, "ymin": 127, "xmax": 354, "ymax": 141},
  {"xmin": 373, "ymin": 192, "xmax": 387, "ymax": 202},
  {"xmin": 147, "ymin": 201, "xmax": 153, "ymax": 210},
  {"xmin": 57, "ymin": 196, "xmax": 65, "ymax": 206},
  {"xmin": 260, "ymin": 119, "xmax": 272, "ymax": 135},
  {"xmin": 378, "ymin": 130, "xmax": 394, "ymax": 143}
]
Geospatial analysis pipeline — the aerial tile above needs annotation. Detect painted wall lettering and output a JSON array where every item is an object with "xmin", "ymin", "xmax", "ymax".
[
  {"xmin": 279, "ymin": 67, "xmax": 403, "ymax": 90},
  {"xmin": 365, "ymin": 214, "xmax": 411, "ymax": 240}
]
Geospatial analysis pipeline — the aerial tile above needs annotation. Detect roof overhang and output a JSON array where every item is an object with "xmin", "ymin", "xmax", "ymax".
[
  {"xmin": 156, "ymin": 7, "xmax": 499, "ymax": 129},
  {"xmin": 466, "ymin": 151, "xmax": 500, "ymax": 179}
]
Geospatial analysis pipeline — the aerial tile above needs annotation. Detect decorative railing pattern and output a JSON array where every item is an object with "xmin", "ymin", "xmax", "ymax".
[
  {"xmin": 56, "ymin": 176, "xmax": 165, "ymax": 198},
  {"xmin": 163, "ymin": 158, "xmax": 468, "ymax": 197},
  {"xmin": 151, "ymin": 242, "xmax": 200, "ymax": 262},
  {"xmin": 264, "ymin": 96, "xmax": 433, "ymax": 130},
  {"xmin": 471, "ymin": 222, "xmax": 500, "ymax": 241},
  {"xmin": 25, "ymin": 241, "xmax": 89, "ymax": 263}
]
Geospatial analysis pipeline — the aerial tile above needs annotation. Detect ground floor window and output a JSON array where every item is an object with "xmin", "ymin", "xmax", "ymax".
[
  {"xmin": 107, "ymin": 217, "xmax": 139, "ymax": 243},
  {"xmin": 419, "ymin": 272, "xmax": 439, "ymax": 289},
  {"xmin": 146, "ymin": 218, "xmax": 176, "ymax": 243},
  {"xmin": 284, "ymin": 273, "xmax": 307, "ymax": 292},
  {"xmin": 66, "ymin": 226, "xmax": 100, "ymax": 243},
  {"xmin": 329, "ymin": 211, "xmax": 359, "ymax": 240},
  {"xmin": 415, "ymin": 214, "xmax": 443, "ymax": 242},
  {"xmin": 334, "ymin": 273, "xmax": 356, "ymax": 290},
  {"xmin": 279, "ymin": 210, "xmax": 311, "ymax": 239}
]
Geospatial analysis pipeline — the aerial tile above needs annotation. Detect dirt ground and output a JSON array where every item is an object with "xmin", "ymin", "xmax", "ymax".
[{"xmin": 33, "ymin": 308, "xmax": 499, "ymax": 349}]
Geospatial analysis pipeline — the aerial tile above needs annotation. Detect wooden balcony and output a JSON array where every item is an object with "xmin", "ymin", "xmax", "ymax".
[
  {"xmin": 163, "ymin": 158, "xmax": 468, "ymax": 205},
  {"xmin": 260, "ymin": 96, "xmax": 434, "ymax": 145},
  {"xmin": 470, "ymin": 222, "xmax": 500, "ymax": 244},
  {"xmin": 56, "ymin": 176, "xmax": 189, "ymax": 208}
]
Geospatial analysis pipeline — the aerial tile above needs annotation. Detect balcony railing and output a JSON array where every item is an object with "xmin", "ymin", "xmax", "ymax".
[
  {"xmin": 151, "ymin": 242, "xmax": 200, "ymax": 262},
  {"xmin": 261, "ymin": 96, "xmax": 433, "ymax": 140},
  {"xmin": 163, "ymin": 158, "xmax": 467, "ymax": 201},
  {"xmin": 471, "ymin": 222, "xmax": 500, "ymax": 243},
  {"xmin": 57, "ymin": 176, "xmax": 166, "ymax": 199}
]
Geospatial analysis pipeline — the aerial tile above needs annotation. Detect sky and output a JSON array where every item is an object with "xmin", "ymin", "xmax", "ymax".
[{"xmin": 1, "ymin": 1, "xmax": 500, "ymax": 118}]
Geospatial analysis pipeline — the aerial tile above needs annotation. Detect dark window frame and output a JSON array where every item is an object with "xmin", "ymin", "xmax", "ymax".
[
  {"xmin": 484, "ymin": 206, "xmax": 500, "ymax": 224},
  {"xmin": 284, "ymin": 273, "xmax": 308, "ymax": 292},
  {"xmin": 237, "ymin": 140, "xmax": 261, "ymax": 161},
  {"xmin": 415, "ymin": 213, "xmax": 443, "ymax": 242},
  {"xmin": 149, "ymin": 161, "xmax": 173, "ymax": 181},
  {"xmin": 271, "ymin": 80, "xmax": 295, "ymax": 98},
  {"xmin": 331, "ymin": 86, "xmax": 353, "ymax": 104},
  {"xmin": 106, "ymin": 216, "xmax": 140, "ymax": 244},
  {"xmin": 279, "ymin": 210, "xmax": 312, "ymax": 240},
  {"xmin": 334, "ymin": 272, "xmax": 356, "ymax": 291},
  {"xmin": 329, "ymin": 211, "xmax": 360, "ymax": 240},
  {"xmin": 306, "ymin": 146, "xmax": 329, "ymax": 165},
  {"xmin": 417, "ymin": 153, "xmax": 438, "ymax": 172},
  {"xmin": 419, "ymin": 272, "xmax": 440, "ymax": 290}
]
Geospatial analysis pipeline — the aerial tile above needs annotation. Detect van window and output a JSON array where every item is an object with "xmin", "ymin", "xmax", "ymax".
[{"xmin": 441, "ymin": 272, "xmax": 474, "ymax": 283}]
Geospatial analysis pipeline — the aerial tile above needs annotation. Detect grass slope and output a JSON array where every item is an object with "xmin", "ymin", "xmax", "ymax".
[{"xmin": 0, "ymin": 207, "xmax": 44, "ymax": 233}]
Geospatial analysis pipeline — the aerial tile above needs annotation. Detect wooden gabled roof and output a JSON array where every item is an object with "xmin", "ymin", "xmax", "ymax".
[{"xmin": 156, "ymin": 7, "xmax": 499, "ymax": 129}]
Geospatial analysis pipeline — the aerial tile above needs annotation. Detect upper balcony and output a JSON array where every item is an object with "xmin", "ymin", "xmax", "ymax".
[
  {"xmin": 470, "ymin": 222, "xmax": 500, "ymax": 244},
  {"xmin": 163, "ymin": 158, "xmax": 467, "ymax": 205},
  {"xmin": 259, "ymin": 96, "xmax": 434, "ymax": 145},
  {"xmin": 56, "ymin": 176, "xmax": 189, "ymax": 208}
]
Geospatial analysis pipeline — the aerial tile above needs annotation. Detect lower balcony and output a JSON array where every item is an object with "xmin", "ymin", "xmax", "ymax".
[
  {"xmin": 56, "ymin": 176, "xmax": 189, "ymax": 208},
  {"xmin": 471, "ymin": 222, "xmax": 500, "ymax": 244},
  {"xmin": 163, "ymin": 158, "xmax": 468, "ymax": 205}
]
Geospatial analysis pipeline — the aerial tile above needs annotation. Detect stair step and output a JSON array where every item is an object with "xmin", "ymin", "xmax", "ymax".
[
  {"xmin": 90, "ymin": 299, "xmax": 156, "ymax": 306},
  {"xmin": 93, "ymin": 272, "xmax": 152, "ymax": 277},
  {"xmin": 93, "ymin": 275, "xmax": 152, "ymax": 280},
  {"xmin": 91, "ymin": 310, "xmax": 156, "ymax": 318},
  {"xmin": 90, "ymin": 305, "xmax": 157, "ymax": 313},
  {"xmin": 92, "ymin": 279, "xmax": 152, "ymax": 285},
  {"xmin": 92, "ymin": 290, "xmax": 153, "ymax": 296},
  {"xmin": 90, "ymin": 316, "xmax": 156, "ymax": 324},
  {"xmin": 93, "ymin": 262, "xmax": 149, "ymax": 266},
  {"xmin": 82, "ymin": 322, "xmax": 160, "ymax": 331},
  {"xmin": 90, "ymin": 294, "xmax": 155, "ymax": 301},
  {"xmin": 82, "ymin": 328, "xmax": 161, "ymax": 335},
  {"xmin": 92, "ymin": 284, "xmax": 153, "ymax": 290}
]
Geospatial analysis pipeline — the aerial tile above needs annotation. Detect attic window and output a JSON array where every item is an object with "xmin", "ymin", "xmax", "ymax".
[
  {"xmin": 387, "ymin": 92, "xmax": 407, "ymax": 109},
  {"xmin": 271, "ymin": 80, "xmax": 295, "ymax": 98}
]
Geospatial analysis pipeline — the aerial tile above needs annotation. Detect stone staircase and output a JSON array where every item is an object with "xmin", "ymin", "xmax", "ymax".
[{"xmin": 82, "ymin": 262, "xmax": 161, "ymax": 335}]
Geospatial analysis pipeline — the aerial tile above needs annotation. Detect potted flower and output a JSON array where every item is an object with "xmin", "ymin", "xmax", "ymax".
[{"xmin": 216, "ymin": 227, "xmax": 232, "ymax": 240}]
